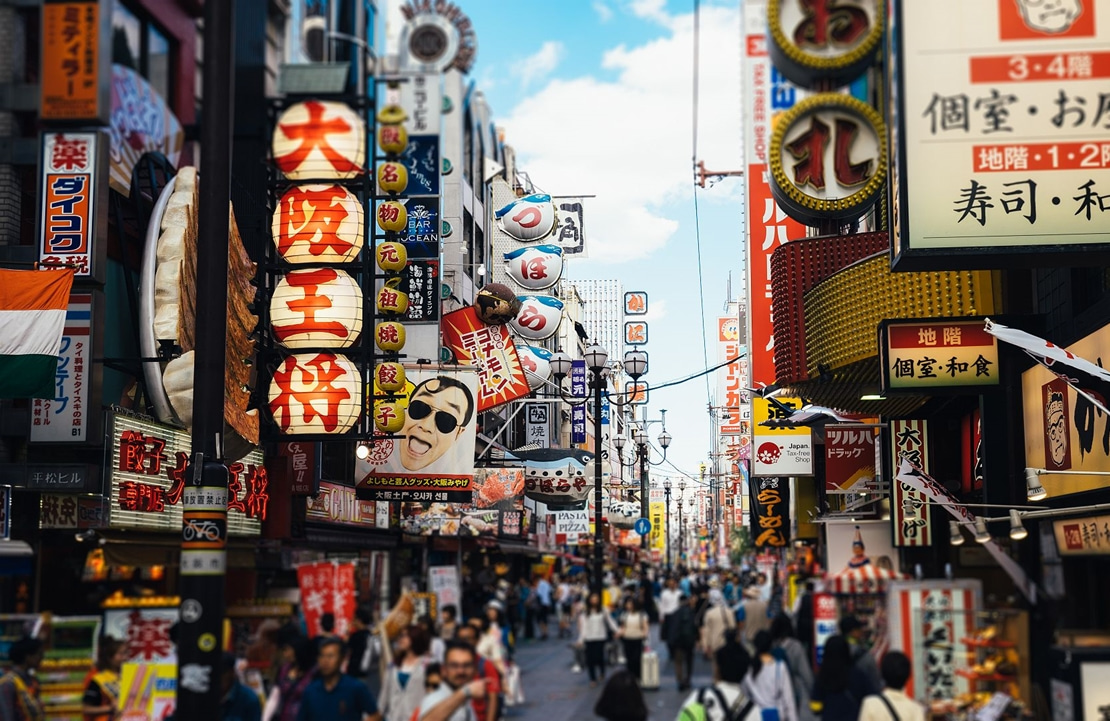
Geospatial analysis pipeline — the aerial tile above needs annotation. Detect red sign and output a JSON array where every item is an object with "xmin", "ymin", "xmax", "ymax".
[
  {"xmin": 39, "ymin": 133, "xmax": 101, "ymax": 278},
  {"xmin": 824, "ymin": 425, "xmax": 877, "ymax": 493},
  {"xmin": 441, "ymin": 307, "xmax": 530, "ymax": 412},
  {"xmin": 296, "ymin": 562, "xmax": 335, "ymax": 637}
]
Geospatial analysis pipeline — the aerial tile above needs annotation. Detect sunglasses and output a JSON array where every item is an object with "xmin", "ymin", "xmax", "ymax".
[{"xmin": 408, "ymin": 400, "xmax": 461, "ymax": 434}]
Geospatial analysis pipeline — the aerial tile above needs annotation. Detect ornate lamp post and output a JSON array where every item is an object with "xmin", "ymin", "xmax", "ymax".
[
  {"xmin": 663, "ymin": 478, "xmax": 672, "ymax": 573},
  {"xmin": 677, "ymin": 478, "xmax": 687, "ymax": 568},
  {"xmin": 633, "ymin": 425, "xmax": 671, "ymax": 554}
]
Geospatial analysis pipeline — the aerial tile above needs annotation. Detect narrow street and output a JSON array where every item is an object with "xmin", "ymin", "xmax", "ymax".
[{"xmin": 506, "ymin": 628, "xmax": 713, "ymax": 721}]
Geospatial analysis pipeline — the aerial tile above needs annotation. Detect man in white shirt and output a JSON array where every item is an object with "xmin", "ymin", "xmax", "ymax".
[
  {"xmin": 858, "ymin": 651, "xmax": 926, "ymax": 721},
  {"xmin": 534, "ymin": 576, "xmax": 553, "ymax": 640},
  {"xmin": 419, "ymin": 641, "xmax": 488, "ymax": 721},
  {"xmin": 657, "ymin": 577, "xmax": 682, "ymax": 655}
]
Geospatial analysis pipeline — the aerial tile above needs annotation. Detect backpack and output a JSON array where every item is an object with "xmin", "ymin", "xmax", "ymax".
[{"xmin": 678, "ymin": 685, "xmax": 752, "ymax": 721}]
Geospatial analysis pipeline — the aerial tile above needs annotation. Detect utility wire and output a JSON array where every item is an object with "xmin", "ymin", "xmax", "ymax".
[
  {"xmin": 691, "ymin": 0, "xmax": 713, "ymax": 408},
  {"xmin": 631, "ymin": 353, "xmax": 745, "ymax": 394}
]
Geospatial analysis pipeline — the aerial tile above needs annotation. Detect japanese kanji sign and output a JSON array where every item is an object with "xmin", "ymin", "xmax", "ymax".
[
  {"xmin": 716, "ymin": 313, "xmax": 748, "ymax": 435},
  {"xmin": 40, "ymin": 0, "xmax": 109, "ymax": 122},
  {"xmin": 38, "ymin": 132, "xmax": 105, "ymax": 279},
  {"xmin": 441, "ymin": 307, "xmax": 530, "ymax": 411},
  {"xmin": 30, "ymin": 292, "xmax": 96, "ymax": 443},
  {"xmin": 571, "ymin": 360, "xmax": 587, "ymax": 444},
  {"xmin": 107, "ymin": 411, "xmax": 264, "ymax": 536},
  {"xmin": 892, "ymin": 0, "xmax": 1110, "ymax": 267},
  {"xmin": 1054, "ymin": 513, "xmax": 1110, "ymax": 555},
  {"xmin": 891, "ymin": 419, "xmax": 932, "ymax": 547},
  {"xmin": 750, "ymin": 475, "xmax": 790, "ymax": 548},
  {"xmin": 624, "ymin": 321, "xmax": 648, "ymax": 346},
  {"xmin": 881, "ymin": 319, "xmax": 999, "ymax": 391},
  {"xmin": 825, "ymin": 424, "xmax": 878, "ymax": 493},
  {"xmin": 624, "ymin": 291, "xmax": 648, "ymax": 315},
  {"xmin": 751, "ymin": 396, "xmax": 813, "ymax": 477}
]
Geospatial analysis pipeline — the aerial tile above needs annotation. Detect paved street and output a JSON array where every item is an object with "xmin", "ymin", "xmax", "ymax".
[{"xmin": 505, "ymin": 627, "xmax": 711, "ymax": 721}]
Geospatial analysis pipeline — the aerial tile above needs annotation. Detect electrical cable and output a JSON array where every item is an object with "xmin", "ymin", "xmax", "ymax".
[
  {"xmin": 636, "ymin": 353, "xmax": 745, "ymax": 393},
  {"xmin": 690, "ymin": 0, "xmax": 713, "ymax": 407}
]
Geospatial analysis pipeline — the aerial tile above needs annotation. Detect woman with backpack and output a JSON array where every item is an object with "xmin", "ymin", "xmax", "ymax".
[
  {"xmin": 741, "ymin": 630, "xmax": 797, "ymax": 721},
  {"xmin": 769, "ymin": 614, "xmax": 815, "ymax": 721},
  {"xmin": 809, "ymin": 635, "xmax": 879, "ymax": 721}
]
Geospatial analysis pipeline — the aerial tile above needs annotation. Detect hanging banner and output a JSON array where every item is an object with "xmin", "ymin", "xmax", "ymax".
[
  {"xmin": 891, "ymin": 420, "xmax": 932, "ymax": 547},
  {"xmin": 296, "ymin": 562, "xmax": 336, "ymax": 637},
  {"xmin": 750, "ymin": 475, "xmax": 790, "ymax": 548},
  {"xmin": 571, "ymin": 360, "xmax": 587, "ymax": 445},
  {"xmin": 649, "ymin": 492, "xmax": 666, "ymax": 553},
  {"xmin": 752, "ymin": 396, "xmax": 814, "ymax": 476},
  {"xmin": 441, "ymin": 307, "xmax": 530, "ymax": 411},
  {"xmin": 825, "ymin": 424, "xmax": 878, "ymax": 494},
  {"xmin": 556, "ymin": 199, "xmax": 586, "ymax": 255}
]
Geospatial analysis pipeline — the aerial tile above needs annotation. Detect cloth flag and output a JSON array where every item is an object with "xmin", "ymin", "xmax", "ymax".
[{"xmin": 0, "ymin": 269, "xmax": 75, "ymax": 399}]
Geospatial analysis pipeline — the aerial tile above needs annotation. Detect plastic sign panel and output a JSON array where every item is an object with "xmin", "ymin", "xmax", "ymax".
[
  {"xmin": 751, "ymin": 396, "xmax": 814, "ymax": 476},
  {"xmin": 750, "ymin": 476, "xmax": 790, "ymax": 547},
  {"xmin": 825, "ymin": 424, "xmax": 878, "ymax": 494},
  {"xmin": 624, "ymin": 291, "xmax": 648, "ymax": 315},
  {"xmin": 717, "ymin": 314, "xmax": 747, "ymax": 435},
  {"xmin": 30, "ymin": 292, "xmax": 95, "ymax": 443},
  {"xmin": 41, "ymin": 1, "xmax": 109, "ymax": 123},
  {"xmin": 625, "ymin": 382, "xmax": 649, "ymax": 406},
  {"xmin": 441, "ymin": 307, "xmax": 531, "ymax": 412},
  {"xmin": 891, "ymin": 0, "xmax": 1110, "ymax": 268},
  {"xmin": 1054, "ymin": 514, "xmax": 1110, "ymax": 555},
  {"xmin": 881, "ymin": 319, "xmax": 999, "ymax": 391},
  {"xmin": 509, "ymin": 295, "xmax": 564, "ymax": 340},
  {"xmin": 39, "ymin": 132, "xmax": 105, "ymax": 279},
  {"xmin": 767, "ymin": 0, "xmax": 884, "ymax": 89},
  {"xmin": 571, "ymin": 360, "xmax": 587, "ymax": 445},
  {"xmin": 625, "ymin": 321, "xmax": 648, "ymax": 346},
  {"xmin": 890, "ymin": 420, "xmax": 932, "ymax": 547}
]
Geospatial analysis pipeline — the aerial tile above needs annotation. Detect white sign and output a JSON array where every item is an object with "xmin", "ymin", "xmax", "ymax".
[
  {"xmin": 398, "ymin": 74, "xmax": 440, "ymax": 135},
  {"xmin": 31, "ymin": 293, "xmax": 93, "ymax": 442},
  {"xmin": 894, "ymin": 0, "xmax": 1110, "ymax": 263},
  {"xmin": 428, "ymin": 565, "xmax": 461, "ymax": 611},
  {"xmin": 525, "ymin": 402, "xmax": 549, "ymax": 448},
  {"xmin": 554, "ymin": 510, "xmax": 589, "ymax": 537}
]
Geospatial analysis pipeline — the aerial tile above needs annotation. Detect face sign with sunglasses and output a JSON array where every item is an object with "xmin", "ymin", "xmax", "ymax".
[{"xmin": 398, "ymin": 376, "xmax": 476, "ymax": 471}]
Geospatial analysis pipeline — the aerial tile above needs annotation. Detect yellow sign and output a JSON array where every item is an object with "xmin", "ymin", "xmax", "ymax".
[
  {"xmin": 649, "ymin": 501, "xmax": 666, "ymax": 552},
  {"xmin": 1054, "ymin": 515, "xmax": 1110, "ymax": 556},
  {"xmin": 752, "ymin": 397, "xmax": 810, "ymax": 436},
  {"xmin": 119, "ymin": 663, "xmax": 176, "ymax": 720},
  {"xmin": 751, "ymin": 396, "xmax": 814, "ymax": 477}
]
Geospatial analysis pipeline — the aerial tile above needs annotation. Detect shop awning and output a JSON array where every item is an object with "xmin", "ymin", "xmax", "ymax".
[
  {"xmin": 986, "ymin": 318, "xmax": 1110, "ymax": 414},
  {"xmin": 826, "ymin": 565, "xmax": 906, "ymax": 595}
]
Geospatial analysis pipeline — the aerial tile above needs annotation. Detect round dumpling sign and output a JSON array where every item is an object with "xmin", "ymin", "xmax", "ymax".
[
  {"xmin": 503, "ymin": 244, "xmax": 564, "ymax": 291},
  {"xmin": 509, "ymin": 295, "xmax": 564, "ymax": 341},
  {"xmin": 495, "ymin": 193, "xmax": 557, "ymax": 242}
]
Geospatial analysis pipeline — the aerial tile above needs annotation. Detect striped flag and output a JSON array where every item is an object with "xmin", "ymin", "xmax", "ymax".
[{"xmin": 0, "ymin": 268, "xmax": 75, "ymax": 399}]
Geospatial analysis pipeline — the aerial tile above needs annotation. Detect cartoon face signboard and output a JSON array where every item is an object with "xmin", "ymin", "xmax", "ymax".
[
  {"xmin": 509, "ymin": 295, "xmax": 564, "ymax": 341},
  {"xmin": 503, "ymin": 244, "xmax": 564, "ymax": 290}
]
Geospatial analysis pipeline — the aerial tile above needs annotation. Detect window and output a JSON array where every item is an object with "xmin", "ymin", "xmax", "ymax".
[{"xmin": 111, "ymin": 1, "xmax": 173, "ymax": 100}]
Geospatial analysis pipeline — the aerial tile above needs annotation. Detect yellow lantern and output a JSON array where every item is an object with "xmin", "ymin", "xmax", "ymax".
[
  {"xmin": 373, "ymin": 401, "xmax": 406, "ymax": 434},
  {"xmin": 376, "ymin": 105, "xmax": 407, "ymax": 125},
  {"xmin": 268, "ymin": 352, "xmax": 361, "ymax": 434},
  {"xmin": 376, "ymin": 200, "xmax": 408, "ymax": 232},
  {"xmin": 272, "ymin": 184, "xmax": 364, "ymax": 264},
  {"xmin": 375, "ymin": 242, "xmax": 408, "ymax": 272},
  {"xmin": 377, "ymin": 162, "xmax": 408, "ymax": 194},
  {"xmin": 272, "ymin": 100, "xmax": 365, "ymax": 180},
  {"xmin": 378, "ymin": 124, "xmax": 408, "ymax": 155},
  {"xmin": 375, "ymin": 321, "xmax": 406, "ymax": 352},
  {"xmin": 374, "ymin": 362, "xmax": 406, "ymax": 393},
  {"xmin": 377, "ymin": 278, "xmax": 410, "ymax": 316},
  {"xmin": 270, "ymin": 268, "xmax": 363, "ymax": 349}
]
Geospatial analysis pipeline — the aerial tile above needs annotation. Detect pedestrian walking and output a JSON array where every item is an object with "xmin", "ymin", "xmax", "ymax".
[
  {"xmin": 769, "ymin": 614, "xmax": 815, "ymax": 721},
  {"xmin": 698, "ymin": 590, "xmax": 736, "ymax": 682},
  {"xmin": 857, "ymin": 651, "xmax": 925, "ymax": 721},
  {"xmin": 657, "ymin": 577, "xmax": 682, "ymax": 657},
  {"xmin": 808, "ymin": 635, "xmax": 877, "ymax": 721},
  {"xmin": 348, "ymin": 608, "xmax": 375, "ymax": 683},
  {"xmin": 454, "ymin": 626, "xmax": 502, "ymax": 721},
  {"xmin": 378, "ymin": 625, "xmax": 433, "ymax": 721},
  {"xmin": 534, "ymin": 575, "xmax": 554, "ymax": 640},
  {"xmin": 296, "ymin": 638, "xmax": 380, "ymax": 721},
  {"xmin": 666, "ymin": 594, "xmax": 699, "ymax": 692},
  {"xmin": 791, "ymin": 583, "xmax": 815, "ymax": 658},
  {"xmin": 675, "ymin": 639, "xmax": 753, "ymax": 721},
  {"xmin": 740, "ymin": 631, "xmax": 797, "ymax": 721},
  {"xmin": 82, "ymin": 637, "xmax": 125, "ymax": 721},
  {"xmin": 617, "ymin": 598, "xmax": 649, "ymax": 681},
  {"xmin": 416, "ymin": 641, "xmax": 488, "ymax": 721},
  {"xmin": 439, "ymin": 605, "xmax": 459, "ymax": 642},
  {"xmin": 839, "ymin": 616, "xmax": 883, "ymax": 692},
  {"xmin": 263, "ymin": 636, "xmax": 317, "ymax": 721},
  {"xmin": 593, "ymin": 669, "xmax": 648, "ymax": 721},
  {"xmin": 0, "ymin": 637, "xmax": 44, "ymax": 721},
  {"xmin": 472, "ymin": 613, "xmax": 508, "ymax": 677},
  {"xmin": 737, "ymin": 586, "xmax": 771, "ymax": 650},
  {"xmin": 220, "ymin": 651, "xmax": 263, "ymax": 721},
  {"xmin": 578, "ymin": 592, "xmax": 619, "ymax": 687}
]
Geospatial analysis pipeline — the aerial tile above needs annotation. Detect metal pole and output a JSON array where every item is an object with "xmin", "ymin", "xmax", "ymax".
[
  {"xmin": 178, "ymin": 0, "xmax": 234, "ymax": 715},
  {"xmin": 639, "ymin": 443, "xmax": 649, "ymax": 557},
  {"xmin": 592, "ymin": 373, "xmax": 605, "ymax": 595},
  {"xmin": 664, "ymin": 487, "xmax": 672, "ymax": 573}
]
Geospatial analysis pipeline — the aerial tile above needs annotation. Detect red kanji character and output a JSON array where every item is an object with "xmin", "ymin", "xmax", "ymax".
[
  {"xmin": 377, "ymin": 324, "xmax": 401, "ymax": 345},
  {"xmin": 227, "ymin": 462, "xmax": 246, "ymax": 513},
  {"xmin": 273, "ymin": 268, "xmax": 350, "ymax": 342},
  {"xmin": 540, "ymin": 479, "xmax": 554, "ymax": 494},
  {"xmin": 378, "ymin": 288, "xmax": 401, "ymax": 310},
  {"xmin": 792, "ymin": 0, "xmax": 870, "ymax": 50},
  {"xmin": 572, "ymin": 478, "xmax": 587, "ymax": 492},
  {"xmin": 276, "ymin": 186, "xmax": 355, "ymax": 258},
  {"xmin": 521, "ymin": 257, "xmax": 548, "ymax": 280},
  {"xmin": 377, "ymin": 364, "xmax": 400, "ymax": 386},
  {"xmin": 378, "ymin": 244, "xmax": 401, "ymax": 265},
  {"xmin": 50, "ymin": 136, "xmax": 89, "ymax": 171},
  {"xmin": 377, "ymin": 204, "xmax": 401, "ymax": 225},
  {"xmin": 276, "ymin": 101, "xmax": 360, "ymax": 176},
  {"xmin": 118, "ymin": 430, "xmax": 147, "ymax": 473},
  {"xmin": 118, "ymin": 481, "xmax": 140, "ymax": 511},
  {"xmin": 269, "ymin": 354, "xmax": 353, "ymax": 432},
  {"xmin": 379, "ymin": 125, "xmax": 404, "ymax": 149},
  {"xmin": 124, "ymin": 609, "xmax": 174, "ymax": 662},
  {"xmin": 243, "ymin": 465, "xmax": 269, "ymax": 520},
  {"xmin": 375, "ymin": 405, "xmax": 398, "ymax": 426},
  {"xmin": 136, "ymin": 483, "xmax": 164, "ymax": 513},
  {"xmin": 164, "ymin": 452, "xmax": 188, "ymax": 506}
]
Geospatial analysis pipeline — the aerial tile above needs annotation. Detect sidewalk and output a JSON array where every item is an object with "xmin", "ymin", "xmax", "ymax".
[{"xmin": 506, "ymin": 627, "xmax": 713, "ymax": 721}]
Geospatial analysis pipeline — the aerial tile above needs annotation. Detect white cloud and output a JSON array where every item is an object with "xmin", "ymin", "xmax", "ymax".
[
  {"xmin": 499, "ymin": 5, "xmax": 743, "ymax": 262},
  {"xmin": 593, "ymin": 1, "xmax": 614, "ymax": 22},
  {"xmin": 512, "ymin": 41, "xmax": 565, "ymax": 88},
  {"xmin": 640, "ymin": 298, "xmax": 667, "ymax": 322},
  {"xmin": 627, "ymin": 0, "xmax": 671, "ymax": 25}
]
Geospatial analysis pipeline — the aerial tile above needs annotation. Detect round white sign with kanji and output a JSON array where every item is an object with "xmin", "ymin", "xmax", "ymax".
[
  {"xmin": 495, "ymin": 193, "xmax": 558, "ymax": 242},
  {"xmin": 503, "ymin": 244, "xmax": 564, "ymax": 291},
  {"xmin": 509, "ymin": 295, "xmax": 564, "ymax": 341},
  {"xmin": 270, "ymin": 268, "xmax": 363, "ymax": 349},
  {"xmin": 272, "ymin": 100, "xmax": 365, "ymax": 180},
  {"xmin": 268, "ymin": 352, "xmax": 362, "ymax": 434},
  {"xmin": 271, "ymin": 185, "xmax": 364, "ymax": 264}
]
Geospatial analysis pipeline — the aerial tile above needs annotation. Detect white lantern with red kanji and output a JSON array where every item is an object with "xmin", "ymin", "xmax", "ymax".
[
  {"xmin": 377, "ymin": 162, "xmax": 408, "ymax": 195},
  {"xmin": 268, "ymin": 352, "xmax": 361, "ymax": 434},
  {"xmin": 270, "ymin": 268, "xmax": 363, "ymax": 349},
  {"xmin": 373, "ymin": 401, "xmax": 406, "ymax": 433},
  {"xmin": 375, "ymin": 322, "xmax": 406, "ymax": 352},
  {"xmin": 376, "ymin": 201, "xmax": 408, "ymax": 232},
  {"xmin": 272, "ymin": 101, "xmax": 365, "ymax": 180},
  {"xmin": 375, "ymin": 242, "xmax": 408, "ymax": 272},
  {"xmin": 271, "ymin": 185, "xmax": 364, "ymax": 264},
  {"xmin": 495, "ymin": 193, "xmax": 558, "ymax": 242}
]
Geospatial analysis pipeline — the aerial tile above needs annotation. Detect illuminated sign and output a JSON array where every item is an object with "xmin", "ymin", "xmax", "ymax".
[
  {"xmin": 624, "ymin": 321, "xmax": 648, "ymax": 346},
  {"xmin": 825, "ymin": 424, "xmax": 877, "ymax": 494},
  {"xmin": 767, "ymin": 0, "xmax": 883, "ymax": 89},
  {"xmin": 39, "ymin": 132, "xmax": 105, "ymax": 279},
  {"xmin": 1054, "ymin": 514, "xmax": 1110, "ymax": 556},
  {"xmin": 880, "ymin": 319, "xmax": 999, "ymax": 391},
  {"xmin": 40, "ymin": 0, "xmax": 108, "ymax": 122},
  {"xmin": 305, "ymin": 482, "xmax": 378, "ymax": 529},
  {"xmin": 750, "ymin": 476, "xmax": 790, "ymax": 548}
]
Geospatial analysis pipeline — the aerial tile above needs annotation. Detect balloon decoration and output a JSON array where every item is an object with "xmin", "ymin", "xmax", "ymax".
[
  {"xmin": 503, "ymin": 244, "xmax": 564, "ymax": 291},
  {"xmin": 509, "ymin": 295, "xmax": 564, "ymax": 341}
]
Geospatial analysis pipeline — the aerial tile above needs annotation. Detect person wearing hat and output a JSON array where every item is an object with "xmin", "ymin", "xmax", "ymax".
[
  {"xmin": 847, "ymin": 527, "xmax": 871, "ymax": 569},
  {"xmin": 839, "ymin": 616, "xmax": 882, "ymax": 692}
]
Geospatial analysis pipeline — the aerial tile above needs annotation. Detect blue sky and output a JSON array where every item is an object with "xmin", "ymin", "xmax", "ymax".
[{"xmin": 387, "ymin": 0, "xmax": 747, "ymax": 490}]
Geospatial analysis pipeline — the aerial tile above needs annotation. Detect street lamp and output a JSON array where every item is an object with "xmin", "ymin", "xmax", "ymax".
[
  {"xmin": 632, "ymin": 423, "xmax": 672, "ymax": 555},
  {"xmin": 550, "ymin": 345, "xmax": 645, "ymax": 596}
]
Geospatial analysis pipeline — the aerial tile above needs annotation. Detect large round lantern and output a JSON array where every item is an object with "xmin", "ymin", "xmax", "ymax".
[
  {"xmin": 270, "ymin": 268, "xmax": 363, "ymax": 349},
  {"xmin": 516, "ymin": 345, "xmax": 553, "ymax": 391},
  {"xmin": 272, "ymin": 100, "xmax": 365, "ymax": 180},
  {"xmin": 375, "ymin": 242, "xmax": 408, "ymax": 272},
  {"xmin": 377, "ymin": 162, "xmax": 409, "ymax": 194},
  {"xmin": 377, "ymin": 123, "xmax": 408, "ymax": 155},
  {"xmin": 509, "ymin": 295, "xmax": 564, "ymax": 341},
  {"xmin": 376, "ymin": 279, "xmax": 410, "ymax": 316},
  {"xmin": 374, "ymin": 362, "xmax": 406, "ymax": 393},
  {"xmin": 271, "ymin": 185, "xmax": 364, "ymax": 264},
  {"xmin": 495, "ymin": 193, "xmax": 557, "ymax": 242},
  {"xmin": 373, "ymin": 401, "xmax": 406, "ymax": 433},
  {"xmin": 268, "ymin": 352, "xmax": 361, "ymax": 434},
  {"xmin": 375, "ymin": 321, "xmax": 406, "ymax": 352},
  {"xmin": 376, "ymin": 201, "xmax": 408, "ymax": 232},
  {"xmin": 503, "ymin": 244, "xmax": 564, "ymax": 291}
]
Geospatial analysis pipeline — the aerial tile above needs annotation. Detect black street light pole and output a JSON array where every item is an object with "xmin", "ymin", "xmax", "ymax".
[
  {"xmin": 178, "ymin": 0, "xmax": 233, "ymax": 715},
  {"xmin": 592, "ymin": 367, "xmax": 605, "ymax": 596},
  {"xmin": 638, "ymin": 433, "xmax": 648, "ymax": 554},
  {"xmin": 663, "ymin": 479, "xmax": 672, "ymax": 573}
]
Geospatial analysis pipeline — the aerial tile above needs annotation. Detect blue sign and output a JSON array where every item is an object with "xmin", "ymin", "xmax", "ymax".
[
  {"xmin": 633, "ymin": 517, "xmax": 652, "ymax": 536},
  {"xmin": 600, "ymin": 397, "xmax": 610, "ymax": 425},
  {"xmin": 400, "ymin": 197, "xmax": 439, "ymax": 260},
  {"xmin": 571, "ymin": 360, "xmax": 586, "ymax": 445},
  {"xmin": 402, "ymin": 134, "xmax": 440, "ymax": 196}
]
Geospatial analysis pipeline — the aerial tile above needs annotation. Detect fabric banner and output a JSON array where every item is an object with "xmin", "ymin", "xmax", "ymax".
[
  {"xmin": 296, "ymin": 562, "xmax": 336, "ymax": 637},
  {"xmin": 750, "ymin": 475, "xmax": 790, "ymax": 548},
  {"xmin": 891, "ymin": 420, "xmax": 932, "ymax": 547}
]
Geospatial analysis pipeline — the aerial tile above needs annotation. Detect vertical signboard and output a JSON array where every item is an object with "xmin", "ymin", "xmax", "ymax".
[
  {"xmin": 750, "ymin": 475, "xmax": 790, "ymax": 548},
  {"xmin": 825, "ymin": 425, "xmax": 878, "ymax": 494},
  {"xmin": 571, "ymin": 360, "xmax": 586, "ymax": 445},
  {"xmin": 751, "ymin": 396, "xmax": 813, "ymax": 476},
  {"xmin": 743, "ymin": 0, "xmax": 808, "ymax": 386},
  {"xmin": 891, "ymin": 419, "xmax": 931, "ymax": 546},
  {"xmin": 40, "ymin": 0, "xmax": 110, "ymax": 123},
  {"xmin": 556, "ymin": 199, "xmax": 587, "ymax": 255},
  {"xmin": 525, "ymin": 403, "xmax": 550, "ymax": 448},
  {"xmin": 31, "ymin": 292, "xmax": 96, "ymax": 442},
  {"xmin": 649, "ymin": 487, "xmax": 666, "ymax": 555},
  {"xmin": 38, "ymin": 132, "xmax": 106, "ymax": 280}
]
